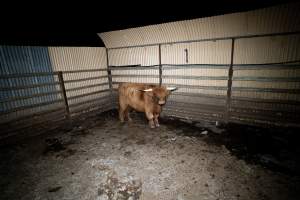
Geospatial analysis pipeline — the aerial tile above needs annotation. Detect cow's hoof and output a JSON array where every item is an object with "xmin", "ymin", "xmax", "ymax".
[
  {"xmin": 155, "ymin": 123, "xmax": 160, "ymax": 127},
  {"xmin": 149, "ymin": 124, "xmax": 155, "ymax": 128}
]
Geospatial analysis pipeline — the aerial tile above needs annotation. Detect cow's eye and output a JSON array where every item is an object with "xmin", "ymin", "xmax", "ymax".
[{"xmin": 153, "ymin": 95, "xmax": 159, "ymax": 101}]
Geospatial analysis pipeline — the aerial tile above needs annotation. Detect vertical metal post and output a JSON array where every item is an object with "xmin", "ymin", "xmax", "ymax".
[
  {"xmin": 159, "ymin": 44, "xmax": 162, "ymax": 86},
  {"xmin": 106, "ymin": 48, "xmax": 113, "ymax": 92},
  {"xmin": 106, "ymin": 48, "xmax": 115, "ymax": 109},
  {"xmin": 226, "ymin": 38, "xmax": 235, "ymax": 123},
  {"xmin": 58, "ymin": 71, "xmax": 70, "ymax": 119}
]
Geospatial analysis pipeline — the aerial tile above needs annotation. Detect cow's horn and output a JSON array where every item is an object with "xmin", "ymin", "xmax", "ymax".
[
  {"xmin": 166, "ymin": 87, "xmax": 177, "ymax": 91},
  {"xmin": 142, "ymin": 88, "xmax": 153, "ymax": 92}
]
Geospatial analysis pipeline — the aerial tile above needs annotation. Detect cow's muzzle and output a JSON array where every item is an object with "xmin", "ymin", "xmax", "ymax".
[{"xmin": 158, "ymin": 100, "xmax": 166, "ymax": 105}]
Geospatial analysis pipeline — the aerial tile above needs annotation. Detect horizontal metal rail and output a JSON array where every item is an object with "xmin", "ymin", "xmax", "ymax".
[
  {"xmin": 71, "ymin": 101, "xmax": 114, "ymax": 115},
  {"xmin": 163, "ymin": 75, "xmax": 228, "ymax": 80},
  {"xmin": 167, "ymin": 100, "xmax": 226, "ymax": 112},
  {"xmin": 162, "ymin": 64, "xmax": 230, "ymax": 69},
  {"xmin": 0, "ymin": 99, "xmax": 63, "ymax": 115},
  {"xmin": 109, "ymin": 66, "xmax": 159, "ymax": 70},
  {"xmin": 68, "ymin": 89, "xmax": 111, "ymax": 100},
  {"xmin": 108, "ymin": 61, "xmax": 299, "ymax": 70},
  {"xmin": 233, "ymin": 77, "xmax": 300, "ymax": 82},
  {"xmin": 229, "ymin": 109, "xmax": 299, "ymax": 122},
  {"xmin": 233, "ymin": 63, "xmax": 300, "ymax": 70},
  {"xmin": 165, "ymin": 107, "xmax": 225, "ymax": 119},
  {"xmin": 164, "ymin": 108, "xmax": 224, "ymax": 121},
  {"xmin": 230, "ymin": 103, "xmax": 300, "ymax": 113},
  {"xmin": 162, "ymin": 83, "xmax": 228, "ymax": 91},
  {"xmin": 112, "ymin": 81, "xmax": 159, "ymax": 86},
  {"xmin": 233, "ymin": 60, "xmax": 300, "ymax": 66},
  {"xmin": 228, "ymin": 116, "xmax": 300, "ymax": 128},
  {"xmin": 0, "ymin": 81, "xmax": 60, "ymax": 91},
  {"xmin": 111, "ymin": 74, "xmax": 159, "ymax": 78},
  {"xmin": 62, "ymin": 69, "xmax": 108, "ymax": 73},
  {"xmin": 69, "ymin": 95, "xmax": 111, "ymax": 108},
  {"xmin": 0, "ymin": 90, "xmax": 61, "ymax": 104},
  {"xmin": 232, "ymin": 87, "xmax": 300, "ymax": 93},
  {"xmin": 0, "ymin": 72, "xmax": 59, "ymax": 79},
  {"xmin": 231, "ymin": 96, "xmax": 300, "ymax": 105},
  {"xmin": 230, "ymin": 106, "xmax": 299, "ymax": 116},
  {"xmin": 109, "ymin": 64, "xmax": 142, "ymax": 68},
  {"xmin": 64, "ymin": 75, "xmax": 108, "ymax": 83},
  {"xmin": 65, "ymin": 83, "xmax": 108, "ymax": 92},
  {"xmin": 171, "ymin": 92, "xmax": 226, "ymax": 99}
]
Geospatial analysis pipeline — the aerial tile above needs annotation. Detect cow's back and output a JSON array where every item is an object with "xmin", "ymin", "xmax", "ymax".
[{"xmin": 118, "ymin": 83, "xmax": 152, "ymax": 112}]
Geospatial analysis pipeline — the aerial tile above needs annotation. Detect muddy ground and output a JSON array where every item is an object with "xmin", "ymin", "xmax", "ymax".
[{"xmin": 0, "ymin": 110, "xmax": 300, "ymax": 200}]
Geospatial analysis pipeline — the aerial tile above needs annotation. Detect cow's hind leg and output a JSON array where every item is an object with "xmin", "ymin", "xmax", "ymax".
[
  {"xmin": 119, "ymin": 99, "xmax": 127, "ymax": 123},
  {"xmin": 124, "ymin": 106, "xmax": 132, "ymax": 122},
  {"xmin": 154, "ymin": 114, "xmax": 160, "ymax": 127},
  {"xmin": 145, "ymin": 112, "xmax": 155, "ymax": 128},
  {"xmin": 119, "ymin": 107, "xmax": 126, "ymax": 123}
]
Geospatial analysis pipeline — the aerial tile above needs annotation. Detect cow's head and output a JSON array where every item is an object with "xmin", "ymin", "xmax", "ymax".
[{"xmin": 141, "ymin": 86, "xmax": 177, "ymax": 105}]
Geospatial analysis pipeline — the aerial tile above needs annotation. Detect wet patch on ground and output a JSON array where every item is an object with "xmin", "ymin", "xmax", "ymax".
[{"xmin": 161, "ymin": 115, "xmax": 300, "ymax": 176}]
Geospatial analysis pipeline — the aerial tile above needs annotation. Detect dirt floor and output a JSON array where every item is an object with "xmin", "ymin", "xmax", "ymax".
[{"xmin": 0, "ymin": 110, "xmax": 300, "ymax": 200}]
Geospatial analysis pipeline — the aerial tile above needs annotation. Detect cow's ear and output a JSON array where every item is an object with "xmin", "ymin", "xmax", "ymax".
[
  {"xmin": 139, "ymin": 88, "xmax": 153, "ymax": 92},
  {"xmin": 166, "ymin": 87, "xmax": 177, "ymax": 92}
]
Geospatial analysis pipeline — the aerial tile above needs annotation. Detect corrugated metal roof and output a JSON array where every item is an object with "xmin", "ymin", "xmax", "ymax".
[{"xmin": 98, "ymin": 2, "xmax": 300, "ymax": 49}]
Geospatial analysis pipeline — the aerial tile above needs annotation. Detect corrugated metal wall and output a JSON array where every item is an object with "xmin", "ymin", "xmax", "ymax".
[
  {"xmin": 161, "ymin": 40, "xmax": 231, "ymax": 64},
  {"xmin": 99, "ymin": 2, "xmax": 300, "ymax": 49},
  {"xmin": 108, "ymin": 46, "xmax": 159, "ymax": 66},
  {"xmin": 102, "ymin": 2, "xmax": 300, "ymax": 127},
  {"xmin": 0, "ymin": 46, "xmax": 111, "ymax": 139},
  {"xmin": 230, "ymin": 33, "xmax": 300, "ymax": 125},
  {"xmin": 0, "ymin": 46, "xmax": 61, "ymax": 123},
  {"xmin": 48, "ymin": 47, "xmax": 111, "ymax": 115},
  {"xmin": 160, "ymin": 40, "xmax": 231, "ymax": 120},
  {"xmin": 108, "ymin": 46, "xmax": 160, "ymax": 90}
]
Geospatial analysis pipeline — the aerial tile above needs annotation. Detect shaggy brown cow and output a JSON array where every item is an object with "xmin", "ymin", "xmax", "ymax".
[{"xmin": 118, "ymin": 83, "xmax": 177, "ymax": 128}]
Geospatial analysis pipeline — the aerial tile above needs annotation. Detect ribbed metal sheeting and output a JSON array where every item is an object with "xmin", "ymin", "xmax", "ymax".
[
  {"xmin": 160, "ymin": 40, "xmax": 231, "ymax": 121},
  {"xmin": 0, "ymin": 46, "xmax": 111, "ymax": 140},
  {"xmin": 48, "ymin": 47, "xmax": 111, "ymax": 115},
  {"xmin": 99, "ymin": 2, "xmax": 300, "ymax": 49},
  {"xmin": 108, "ymin": 46, "xmax": 160, "ymax": 90},
  {"xmin": 106, "ymin": 33, "xmax": 300, "ymax": 126},
  {"xmin": 106, "ymin": 40, "xmax": 230, "ymax": 121},
  {"xmin": 108, "ymin": 46, "xmax": 159, "ymax": 66},
  {"xmin": 0, "ymin": 46, "xmax": 61, "ymax": 123},
  {"xmin": 230, "ymin": 34, "xmax": 300, "ymax": 125}
]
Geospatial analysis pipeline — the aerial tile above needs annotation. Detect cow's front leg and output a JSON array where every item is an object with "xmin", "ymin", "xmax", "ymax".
[
  {"xmin": 145, "ymin": 112, "xmax": 155, "ymax": 128},
  {"xmin": 119, "ymin": 108, "xmax": 125, "ymax": 123},
  {"xmin": 154, "ymin": 114, "xmax": 160, "ymax": 127},
  {"xmin": 124, "ymin": 107, "xmax": 132, "ymax": 122}
]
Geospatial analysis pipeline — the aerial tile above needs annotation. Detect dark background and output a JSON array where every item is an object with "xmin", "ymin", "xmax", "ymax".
[{"xmin": 0, "ymin": 0, "xmax": 297, "ymax": 46}]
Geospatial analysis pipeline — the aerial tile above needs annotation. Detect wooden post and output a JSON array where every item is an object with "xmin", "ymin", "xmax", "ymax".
[
  {"xmin": 58, "ymin": 71, "xmax": 70, "ymax": 119},
  {"xmin": 226, "ymin": 38, "xmax": 235, "ymax": 123},
  {"xmin": 159, "ymin": 44, "xmax": 162, "ymax": 86}
]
